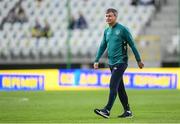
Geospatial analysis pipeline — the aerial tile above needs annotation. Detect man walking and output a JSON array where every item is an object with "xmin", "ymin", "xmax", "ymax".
[{"xmin": 94, "ymin": 8, "xmax": 144, "ymax": 119}]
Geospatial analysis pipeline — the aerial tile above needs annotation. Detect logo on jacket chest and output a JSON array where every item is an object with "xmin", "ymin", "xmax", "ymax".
[
  {"xmin": 107, "ymin": 30, "xmax": 121, "ymax": 36},
  {"xmin": 115, "ymin": 30, "xmax": 120, "ymax": 35}
]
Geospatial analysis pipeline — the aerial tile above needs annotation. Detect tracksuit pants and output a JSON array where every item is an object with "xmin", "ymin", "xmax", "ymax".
[{"xmin": 105, "ymin": 63, "xmax": 130, "ymax": 111}]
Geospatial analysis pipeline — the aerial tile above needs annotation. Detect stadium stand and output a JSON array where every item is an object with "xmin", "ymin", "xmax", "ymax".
[
  {"xmin": 0, "ymin": 0, "xmax": 178, "ymax": 68},
  {"xmin": 142, "ymin": 0, "xmax": 179, "ymax": 66}
]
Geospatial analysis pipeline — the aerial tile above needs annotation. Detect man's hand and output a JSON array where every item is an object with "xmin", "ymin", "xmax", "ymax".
[
  {"xmin": 138, "ymin": 61, "xmax": 144, "ymax": 69},
  {"xmin": 93, "ymin": 62, "xmax": 99, "ymax": 69}
]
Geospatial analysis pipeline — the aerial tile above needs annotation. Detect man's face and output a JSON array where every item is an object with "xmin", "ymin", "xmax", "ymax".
[{"xmin": 105, "ymin": 12, "xmax": 117, "ymax": 25}]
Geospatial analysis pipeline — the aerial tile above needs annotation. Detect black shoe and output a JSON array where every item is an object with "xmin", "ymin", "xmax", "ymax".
[
  {"xmin": 118, "ymin": 110, "xmax": 133, "ymax": 118},
  {"xmin": 94, "ymin": 108, "xmax": 110, "ymax": 119}
]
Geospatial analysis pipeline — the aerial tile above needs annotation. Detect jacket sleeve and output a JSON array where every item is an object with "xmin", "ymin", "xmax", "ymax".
[
  {"xmin": 94, "ymin": 30, "xmax": 107, "ymax": 62},
  {"xmin": 123, "ymin": 27, "xmax": 141, "ymax": 62}
]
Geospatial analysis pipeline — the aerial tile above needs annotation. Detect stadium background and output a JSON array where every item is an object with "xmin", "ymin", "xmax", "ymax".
[{"xmin": 0, "ymin": 0, "xmax": 180, "ymax": 123}]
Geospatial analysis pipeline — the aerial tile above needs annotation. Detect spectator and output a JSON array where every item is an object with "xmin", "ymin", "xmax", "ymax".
[
  {"xmin": 31, "ymin": 19, "xmax": 42, "ymax": 38},
  {"xmin": 139, "ymin": 0, "xmax": 154, "ymax": 5},
  {"xmin": 0, "ymin": 7, "xmax": 17, "ymax": 29},
  {"xmin": 131, "ymin": 0, "xmax": 139, "ymax": 6},
  {"xmin": 76, "ymin": 12, "xmax": 88, "ymax": 29},
  {"xmin": 5, "ymin": 7, "xmax": 17, "ymax": 23},
  {"xmin": 134, "ymin": 0, "xmax": 162, "ymax": 12},
  {"xmin": 17, "ymin": 5, "xmax": 28, "ymax": 23},
  {"xmin": 0, "ymin": 0, "xmax": 28, "ymax": 29},
  {"xmin": 31, "ymin": 19, "xmax": 53, "ymax": 38},
  {"xmin": 42, "ymin": 19, "xmax": 53, "ymax": 38},
  {"xmin": 68, "ymin": 15, "xmax": 77, "ymax": 30}
]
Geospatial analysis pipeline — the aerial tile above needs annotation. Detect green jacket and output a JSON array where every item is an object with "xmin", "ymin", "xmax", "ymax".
[{"xmin": 95, "ymin": 23, "xmax": 141, "ymax": 65}]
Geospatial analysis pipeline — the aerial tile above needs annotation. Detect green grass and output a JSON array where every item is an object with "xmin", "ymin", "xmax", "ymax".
[{"xmin": 0, "ymin": 89, "xmax": 180, "ymax": 123}]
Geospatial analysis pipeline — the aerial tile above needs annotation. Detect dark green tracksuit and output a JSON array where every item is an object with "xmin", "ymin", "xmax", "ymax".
[{"xmin": 95, "ymin": 23, "xmax": 141, "ymax": 111}]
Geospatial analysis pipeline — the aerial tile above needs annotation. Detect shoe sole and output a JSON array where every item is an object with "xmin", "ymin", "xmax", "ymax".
[
  {"xmin": 94, "ymin": 109, "xmax": 109, "ymax": 119},
  {"xmin": 118, "ymin": 115, "xmax": 133, "ymax": 118}
]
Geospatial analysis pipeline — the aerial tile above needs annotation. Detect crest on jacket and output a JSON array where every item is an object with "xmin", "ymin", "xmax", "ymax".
[{"xmin": 115, "ymin": 30, "xmax": 120, "ymax": 35}]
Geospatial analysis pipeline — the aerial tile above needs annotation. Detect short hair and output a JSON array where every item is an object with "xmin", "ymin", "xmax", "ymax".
[{"xmin": 106, "ymin": 8, "xmax": 118, "ymax": 17}]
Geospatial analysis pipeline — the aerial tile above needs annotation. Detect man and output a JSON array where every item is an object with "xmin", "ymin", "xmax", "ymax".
[{"xmin": 93, "ymin": 8, "xmax": 144, "ymax": 119}]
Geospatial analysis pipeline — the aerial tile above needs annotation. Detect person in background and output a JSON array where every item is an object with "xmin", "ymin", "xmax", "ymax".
[
  {"xmin": 68, "ymin": 15, "xmax": 77, "ymax": 30},
  {"xmin": 17, "ymin": 5, "xmax": 28, "ymax": 23},
  {"xmin": 131, "ymin": 0, "xmax": 139, "ymax": 6},
  {"xmin": 76, "ymin": 11, "xmax": 88, "ymax": 29},
  {"xmin": 31, "ymin": 19, "xmax": 42, "ymax": 38},
  {"xmin": 42, "ymin": 19, "xmax": 53, "ymax": 38}
]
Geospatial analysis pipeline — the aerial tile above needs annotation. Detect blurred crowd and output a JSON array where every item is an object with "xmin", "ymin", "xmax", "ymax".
[
  {"xmin": 68, "ymin": 11, "xmax": 88, "ymax": 30},
  {"xmin": 0, "ymin": 0, "xmax": 167, "ymax": 31},
  {"xmin": 31, "ymin": 19, "xmax": 53, "ymax": 38},
  {"xmin": 0, "ymin": 0, "xmax": 27, "ymax": 29}
]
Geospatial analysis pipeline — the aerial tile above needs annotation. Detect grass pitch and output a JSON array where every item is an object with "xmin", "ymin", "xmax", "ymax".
[{"xmin": 0, "ymin": 89, "xmax": 180, "ymax": 123}]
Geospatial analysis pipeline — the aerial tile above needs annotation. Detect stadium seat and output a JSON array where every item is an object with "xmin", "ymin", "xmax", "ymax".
[{"xmin": 0, "ymin": 0, "xmax": 156, "ymax": 62}]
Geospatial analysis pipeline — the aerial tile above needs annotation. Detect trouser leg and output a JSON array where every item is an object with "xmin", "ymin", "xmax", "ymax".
[
  {"xmin": 118, "ymin": 78, "xmax": 130, "ymax": 111},
  {"xmin": 105, "ymin": 64, "xmax": 127, "ymax": 111}
]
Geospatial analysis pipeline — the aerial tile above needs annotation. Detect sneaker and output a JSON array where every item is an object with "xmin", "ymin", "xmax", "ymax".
[
  {"xmin": 94, "ymin": 108, "xmax": 110, "ymax": 119},
  {"xmin": 118, "ymin": 110, "xmax": 133, "ymax": 118}
]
